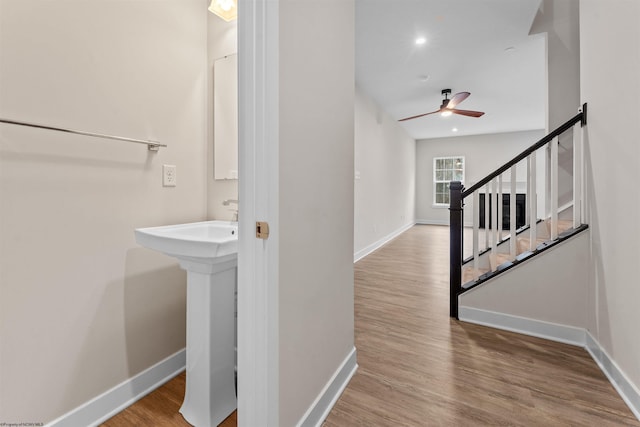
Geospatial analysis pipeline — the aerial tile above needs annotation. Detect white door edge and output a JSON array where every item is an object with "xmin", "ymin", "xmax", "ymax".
[{"xmin": 237, "ymin": 0, "xmax": 280, "ymax": 425}]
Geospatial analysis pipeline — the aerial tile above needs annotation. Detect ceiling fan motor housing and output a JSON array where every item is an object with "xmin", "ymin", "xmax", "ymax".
[{"xmin": 441, "ymin": 88, "xmax": 452, "ymax": 108}]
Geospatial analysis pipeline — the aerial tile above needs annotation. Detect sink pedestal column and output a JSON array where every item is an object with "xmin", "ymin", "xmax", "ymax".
[{"xmin": 177, "ymin": 255, "xmax": 237, "ymax": 427}]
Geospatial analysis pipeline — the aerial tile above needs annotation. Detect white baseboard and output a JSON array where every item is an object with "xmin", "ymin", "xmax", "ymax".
[
  {"xmin": 297, "ymin": 347, "xmax": 358, "ymax": 427},
  {"xmin": 458, "ymin": 306, "xmax": 586, "ymax": 347},
  {"xmin": 586, "ymin": 332, "xmax": 640, "ymax": 421},
  {"xmin": 415, "ymin": 219, "xmax": 474, "ymax": 227},
  {"xmin": 354, "ymin": 222, "xmax": 414, "ymax": 262},
  {"xmin": 46, "ymin": 349, "xmax": 186, "ymax": 427},
  {"xmin": 415, "ymin": 219, "xmax": 448, "ymax": 226}
]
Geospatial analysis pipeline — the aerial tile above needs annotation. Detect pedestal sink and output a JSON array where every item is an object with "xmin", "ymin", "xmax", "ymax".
[{"xmin": 135, "ymin": 220, "xmax": 238, "ymax": 427}]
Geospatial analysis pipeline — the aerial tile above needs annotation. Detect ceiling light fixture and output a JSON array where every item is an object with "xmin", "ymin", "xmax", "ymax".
[
  {"xmin": 209, "ymin": 0, "xmax": 237, "ymax": 22},
  {"xmin": 452, "ymin": 128, "xmax": 458, "ymax": 132},
  {"xmin": 415, "ymin": 37, "xmax": 427, "ymax": 45},
  {"xmin": 441, "ymin": 110, "xmax": 452, "ymax": 117}
]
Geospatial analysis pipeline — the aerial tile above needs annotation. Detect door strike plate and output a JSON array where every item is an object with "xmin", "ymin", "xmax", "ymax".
[{"xmin": 256, "ymin": 221, "xmax": 270, "ymax": 239}]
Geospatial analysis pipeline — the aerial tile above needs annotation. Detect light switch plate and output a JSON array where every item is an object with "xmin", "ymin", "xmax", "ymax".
[{"xmin": 163, "ymin": 164, "xmax": 176, "ymax": 187}]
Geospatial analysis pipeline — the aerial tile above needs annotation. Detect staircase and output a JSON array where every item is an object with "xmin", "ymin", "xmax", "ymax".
[
  {"xmin": 461, "ymin": 212, "xmax": 575, "ymax": 282},
  {"xmin": 449, "ymin": 104, "xmax": 588, "ymax": 319}
]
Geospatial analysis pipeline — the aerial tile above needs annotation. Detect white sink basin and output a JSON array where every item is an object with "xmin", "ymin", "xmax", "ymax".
[{"xmin": 135, "ymin": 220, "xmax": 238, "ymax": 261}]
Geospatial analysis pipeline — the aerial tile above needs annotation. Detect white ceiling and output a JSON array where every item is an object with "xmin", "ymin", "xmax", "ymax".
[{"xmin": 356, "ymin": 0, "xmax": 545, "ymax": 140}]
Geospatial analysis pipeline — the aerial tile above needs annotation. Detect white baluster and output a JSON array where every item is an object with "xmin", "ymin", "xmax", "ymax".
[
  {"xmin": 492, "ymin": 177, "xmax": 498, "ymax": 255},
  {"xmin": 525, "ymin": 157, "xmax": 530, "ymax": 226},
  {"xmin": 582, "ymin": 124, "xmax": 587, "ymax": 224},
  {"xmin": 573, "ymin": 122, "xmax": 582, "ymax": 228},
  {"xmin": 473, "ymin": 190, "xmax": 480, "ymax": 277},
  {"xmin": 545, "ymin": 145, "xmax": 551, "ymax": 219},
  {"xmin": 485, "ymin": 183, "xmax": 490, "ymax": 250},
  {"xmin": 551, "ymin": 136, "xmax": 559, "ymax": 240},
  {"xmin": 498, "ymin": 174, "xmax": 503, "ymax": 242},
  {"xmin": 529, "ymin": 154, "xmax": 537, "ymax": 251},
  {"xmin": 510, "ymin": 165, "xmax": 517, "ymax": 259}
]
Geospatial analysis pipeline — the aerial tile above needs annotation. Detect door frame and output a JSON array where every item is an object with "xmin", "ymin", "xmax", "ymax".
[{"xmin": 237, "ymin": 0, "xmax": 280, "ymax": 425}]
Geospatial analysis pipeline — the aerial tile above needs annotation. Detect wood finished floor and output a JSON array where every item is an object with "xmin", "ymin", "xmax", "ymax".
[
  {"xmin": 324, "ymin": 225, "xmax": 639, "ymax": 426},
  {"xmin": 103, "ymin": 225, "xmax": 638, "ymax": 426},
  {"xmin": 101, "ymin": 371, "xmax": 236, "ymax": 427}
]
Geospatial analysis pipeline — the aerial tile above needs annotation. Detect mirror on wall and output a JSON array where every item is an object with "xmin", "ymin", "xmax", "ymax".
[{"xmin": 214, "ymin": 53, "xmax": 238, "ymax": 180}]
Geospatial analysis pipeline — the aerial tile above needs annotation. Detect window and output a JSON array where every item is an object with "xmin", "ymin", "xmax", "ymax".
[{"xmin": 433, "ymin": 156, "xmax": 465, "ymax": 206}]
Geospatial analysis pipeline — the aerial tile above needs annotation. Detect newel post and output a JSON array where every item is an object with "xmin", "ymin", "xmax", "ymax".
[{"xmin": 449, "ymin": 181, "xmax": 464, "ymax": 319}]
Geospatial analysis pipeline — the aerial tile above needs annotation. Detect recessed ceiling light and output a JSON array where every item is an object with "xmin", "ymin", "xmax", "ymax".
[
  {"xmin": 415, "ymin": 37, "xmax": 427, "ymax": 45},
  {"xmin": 505, "ymin": 46, "xmax": 516, "ymax": 52},
  {"xmin": 452, "ymin": 127, "xmax": 458, "ymax": 132},
  {"xmin": 418, "ymin": 74, "xmax": 430, "ymax": 82}
]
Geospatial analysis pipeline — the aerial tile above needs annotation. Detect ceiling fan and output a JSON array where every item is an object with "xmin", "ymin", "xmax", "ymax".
[{"xmin": 399, "ymin": 89, "xmax": 485, "ymax": 122}]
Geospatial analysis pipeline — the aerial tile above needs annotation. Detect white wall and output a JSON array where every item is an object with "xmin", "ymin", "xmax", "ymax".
[
  {"xmin": 580, "ymin": 0, "xmax": 640, "ymax": 402},
  {"xmin": 277, "ymin": 0, "xmax": 355, "ymax": 425},
  {"xmin": 416, "ymin": 130, "xmax": 544, "ymax": 225},
  {"xmin": 531, "ymin": 0, "xmax": 581, "ymax": 210},
  {"xmin": 354, "ymin": 88, "xmax": 415, "ymax": 258},
  {"xmin": 0, "ymin": 1, "xmax": 207, "ymax": 422},
  {"xmin": 207, "ymin": 13, "xmax": 238, "ymax": 220},
  {"xmin": 531, "ymin": 0, "xmax": 581, "ymax": 131}
]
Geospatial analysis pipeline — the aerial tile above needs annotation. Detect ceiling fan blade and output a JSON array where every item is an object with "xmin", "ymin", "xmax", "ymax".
[
  {"xmin": 452, "ymin": 109, "xmax": 485, "ymax": 118},
  {"xmin": 446, "ymin": 92, "xmax": 470, "ymax": 109},
  {"xmin": 398, "ymin": 110, "xmax": 441, "ymax": 121}
]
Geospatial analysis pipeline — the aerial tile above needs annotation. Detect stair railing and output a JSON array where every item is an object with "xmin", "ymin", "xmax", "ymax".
[{"xmin": 449, "ymin": 104, "xmax": 587, "ymax": 319}]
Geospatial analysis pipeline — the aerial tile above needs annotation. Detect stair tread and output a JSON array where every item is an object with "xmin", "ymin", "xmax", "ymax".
[
  {"xmin": 545, "ymin": 218, "xmax": 574, "ymax": 234},
  {"xmin": 489, "ymin": 252, "xmax": 514, "ymax": 271},
  {"xmin": 516, "ymin": 236, "xmax": 548, "ymax": 254},
  {"xmin": 462, "ymin": 266, "xmax": 490, "ymax": 283}
]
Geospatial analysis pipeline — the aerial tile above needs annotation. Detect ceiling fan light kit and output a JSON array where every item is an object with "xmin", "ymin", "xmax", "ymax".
[{"xmin": 399, "ymin": 88, "xmax": 485, "ymax": 122}]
